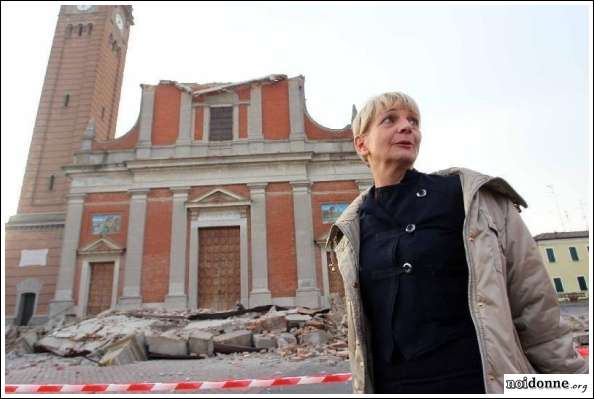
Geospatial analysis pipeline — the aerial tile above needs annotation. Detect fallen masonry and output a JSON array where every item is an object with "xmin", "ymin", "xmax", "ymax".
[{"xmin": 5, "ymin": 295, "xmax": 351, "ymax": 366}]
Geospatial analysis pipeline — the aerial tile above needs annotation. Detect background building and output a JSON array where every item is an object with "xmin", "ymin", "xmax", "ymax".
[
  {"xmin": 5, "ymin": 5, "xmax": 365, "ymax": 326},
  {"xmin": 534, "ymin": 231, "xmax": 589, "ymax": 302}
]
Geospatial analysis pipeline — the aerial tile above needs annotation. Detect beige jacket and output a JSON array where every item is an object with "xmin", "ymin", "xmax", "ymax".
[{"xmin": 326, "ymin": 167, "xmax": 587, "ymax": 394}]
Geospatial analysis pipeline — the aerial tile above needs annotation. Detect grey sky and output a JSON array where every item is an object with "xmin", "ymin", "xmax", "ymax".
[{"xmin": 1, "ymin": 2, "xmax": 592, "ymax": 236}]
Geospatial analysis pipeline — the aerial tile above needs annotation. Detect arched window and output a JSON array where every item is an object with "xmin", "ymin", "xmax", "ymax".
[
  {"xmin": 87, "ymin": 23, "xmax": 93, "ymax": 36},
  {"xmin": 65, "ymin": 24, "xmax": 73, "ymax": 38},
  {"xmin": 78, "ymin": 24, "xmax": 84, "ymax": 36},
  {"xmin": 48, "ymin": 175, "xmax": 55, "ymax": 191}
]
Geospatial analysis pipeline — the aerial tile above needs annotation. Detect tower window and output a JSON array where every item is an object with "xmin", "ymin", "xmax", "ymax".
[
  {"xmin": 48, "ymin": 175, "xmax": 55, "ymax": 191},
  {"xmin": 65, "ymin": 24, "xmax": 73, "ymax": 38},
  {"xmin": 101, "ymin": 107, "xmax": 106, "ymax": 120},
  {"xmin": 64, "ymin": 94, "xmax": 70, "ymax": 107},
  {"xmin": 78, "ymin": 24, "xmax": 84, "ymax": 36},
  {"xmin": 87, "ymin": 23, "xmax": 93, "ymax": 35}
]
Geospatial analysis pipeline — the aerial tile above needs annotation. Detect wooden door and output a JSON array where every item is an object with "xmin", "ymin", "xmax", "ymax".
[
  {"xmin": 198, "ymin": 227, "xmax": 241, "ymax": 310},
  {"xmin": 87, "ymin": 262, "xmax": 114, "ymax": 316}
]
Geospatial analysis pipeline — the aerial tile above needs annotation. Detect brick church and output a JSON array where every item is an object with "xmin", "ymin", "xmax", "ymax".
[{"xmin": 5, "ymin": 5, "xmax": 371, "ymax": 326}]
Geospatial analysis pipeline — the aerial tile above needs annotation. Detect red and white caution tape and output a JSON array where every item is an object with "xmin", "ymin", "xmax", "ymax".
[
  {"xmin": 5, "ymin": 372, "xmax": 352, "ymax": 394},
  {"xmin": 5, "ymin": 347, "xmax": 588, "ymax": 394}
]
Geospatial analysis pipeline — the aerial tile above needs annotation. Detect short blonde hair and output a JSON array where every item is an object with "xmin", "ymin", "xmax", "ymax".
[
  {"xmin": 352, "ymin": 91, "xmax": 420, "ymax": 164},
  {"xmin": 352, "ymin": 92, "xmax": 420, "ymax": 138}
]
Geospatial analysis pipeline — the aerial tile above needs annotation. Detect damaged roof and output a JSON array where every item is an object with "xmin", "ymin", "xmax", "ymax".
[{"xmin": 162, "ymin": 74, "xmax": 289, "ymax": 96}]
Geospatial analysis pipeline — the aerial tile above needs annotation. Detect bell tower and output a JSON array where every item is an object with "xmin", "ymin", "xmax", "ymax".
[
  {"xmin": 17, "ymin": 5, "xmax": 133, "ymax": 214},
  {"xmin": 5, "ymin": 5, "xmax": 133, "ymax": 325}
]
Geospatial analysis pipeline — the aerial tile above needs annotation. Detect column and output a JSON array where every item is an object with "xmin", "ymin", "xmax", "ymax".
[
  {"xmin": 247, "ymin": 85, "xmax": 263, "ymax": 139},
  {"xmin": 48, "ymin": 193, "xmax": 86, "ymax": 318},
  {"xmin": 356, "ymin": 178, "xmax": 373, "ymax": 193},
  {"xmin": 288, "ymin": 77, "xmax": 305, "ymax": 139},
  {"xmin": 136, "ymin": 84, "xmax": 155, "ymax": 159},
  {"xmin": 320, "ymin": 247, "xmax": 331, "ymax": 309},
  {"xmin": 232, "ymin": 104, "xmax": 239, "ymax": 140},
  {"xmin": 291, "ymin": 180, "xmax": 321, "ymax": 308},
  {"xmin": 188, "ymin": 212, "xmax": 199, "ymax": 309},
  {"xmin": 164, "ymin": 187, "xmax": 189, "ymax": 309},
  {"xmin": 248, "ymin": 182, "xmax": 272, "ymax": 307},
  {"xmin": 118, "ymin": 189, "xmax": 148, "ymax": 309},
  {"xmin": 175, "ymin": 91, "xmax": 193, "ymax": 157},
  {"xmin": 202, "ymin": 106, "xmax": 210, "ymax": 142}
]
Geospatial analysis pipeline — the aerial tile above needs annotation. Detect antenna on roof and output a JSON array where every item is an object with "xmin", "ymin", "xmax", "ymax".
[
  {"xmin": 546, "ymin": 184, "xmax": 566, "ymax": 232},
  {"xmin": 579, "ymin": 200, "xmax": 589, "ymax": 231},
  {"xmin": 351, "ymin": 105, "xmax": 358, "ymax": 123}
]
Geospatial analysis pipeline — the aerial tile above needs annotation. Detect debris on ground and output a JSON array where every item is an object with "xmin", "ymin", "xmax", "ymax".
[{"xmin": 5, "ymin": 294, "xmax": 349, "ymax": 367}]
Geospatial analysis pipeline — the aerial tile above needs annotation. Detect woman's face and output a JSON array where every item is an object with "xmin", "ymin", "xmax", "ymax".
[{"xmin": 355, "ymin": 105, "xmax": 422, "ymax": 168}]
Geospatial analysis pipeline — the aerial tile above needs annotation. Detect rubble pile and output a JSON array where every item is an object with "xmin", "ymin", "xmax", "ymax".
[
  {"xmin": 5, "ymin": 302, "xmax": 348, "ymax": 367},
  {"xmin": 561, "ymin": 313, "xmax": 589, "ymax": 347}
]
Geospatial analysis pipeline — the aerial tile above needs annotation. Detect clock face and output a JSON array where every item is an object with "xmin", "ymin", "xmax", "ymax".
[
  {"xmin": 115, "ymin": 13, "xmax": 125, "ymax": 31},
  {"xmin": 76, "ymin": 5, "xmax": 93, "ymax": 11}
]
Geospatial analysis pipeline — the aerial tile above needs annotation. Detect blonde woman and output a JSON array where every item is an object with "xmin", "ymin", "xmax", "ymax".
[{"xmin": 327, "ymin": 92, "xmax": 587, "ymax": 394}]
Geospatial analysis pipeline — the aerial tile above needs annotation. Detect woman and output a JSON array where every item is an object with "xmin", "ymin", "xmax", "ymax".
[{"xmin": 327, "ymin": 92, "xmax": 587, "ymax": 394}]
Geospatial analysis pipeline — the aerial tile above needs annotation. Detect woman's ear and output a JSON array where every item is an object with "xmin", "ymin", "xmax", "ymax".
[{"xmin": 354, "ymin": 135, "xmax": 369, "ymax": 158}]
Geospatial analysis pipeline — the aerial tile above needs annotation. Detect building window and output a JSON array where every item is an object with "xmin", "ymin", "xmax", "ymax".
[
  {"xmin": 78, "ymin": 24, "xmax": 84, "ymax": 36},
  {"xmin": 64, "ymin": 94, "xmax": 70, "ymax": 107},
  {"xmin": 65, "ymin": 24, "xmax": 73, "ymax": 38},
  {"xmin": 101, "ymin": 107, "xmax": 106, "ymax": 120},
  {"xmin": 209, "ymin": 106, "xmax": 233, "ymax": 141},
  {"xmin": 16, "ymin": 293, "xmax": 36, "ymax": 326},
  {"xmin": 87, "ymin": 23, "xmax": 93, "ymax": 35},
  {"xmin": 48, "ymin": 175, "xmax": 55, "ymax": 191},
  {"xmin": 569, "ymin": 246, "xmax": 579, "ymax": 261},
  {"xmin": 545, "ymin": 248, "xmax": 556, "ymax": 263},
  {"xmin": 577, "ymin": 276, "xmax": 588, "ymax": 291},
  {"xmin": 553, "ymin": 278, "xmax": 564, "ymax": 293}
]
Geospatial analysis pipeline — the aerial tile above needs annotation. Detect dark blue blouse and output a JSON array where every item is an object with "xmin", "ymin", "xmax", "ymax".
[{"xmin": 359, "ymin": 168, "xmax": 484, "ymax": 393}]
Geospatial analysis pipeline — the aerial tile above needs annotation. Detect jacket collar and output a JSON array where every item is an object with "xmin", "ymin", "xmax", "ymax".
[{"xmin": 326, "ymin": 167, "xmax": 527, "ymax": 250}]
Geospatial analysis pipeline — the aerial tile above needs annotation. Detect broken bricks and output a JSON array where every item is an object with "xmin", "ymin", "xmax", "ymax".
[
  {"xmin": 253, "ymin": 334, "xmax": 277, "ymax": 350},
  {"xmin": 99, "ymin": 335, "xmax": 147, "ymax": 366},
  {"xmin": 8, "ymin": 302, "xmax": 351, "ymax": 367},
  {"xmin": 286, "ymin": 314, "xmax": 311, "ymax": 329},
  {"xmin": 188, "ymin": 330, "xmax": 214, "ymax": 356},
  {"xmin": 212, "ymin": 329, "xmax": 253, "ymax": 348},
  {"xmin": 145, "ymin": 334, "xmax": 188, "ymax": 357},
  {"xmin": 299, "ymin": 329, "xmax": 329, "ymax": 347}
]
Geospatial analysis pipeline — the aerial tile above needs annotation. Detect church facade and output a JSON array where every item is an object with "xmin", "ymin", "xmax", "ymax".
[{"xmin": 5, "ymin": 5, "xmax": 370, "ymax": 326}]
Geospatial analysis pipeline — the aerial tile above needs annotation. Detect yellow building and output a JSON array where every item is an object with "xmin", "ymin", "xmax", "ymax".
[{"xmin": 534, "ymin": 231, "xmax": 589, "ymax": 302}]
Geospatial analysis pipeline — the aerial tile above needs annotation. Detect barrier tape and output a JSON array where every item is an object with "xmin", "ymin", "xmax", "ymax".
[
  {"xmin": 5, "ymin": 372, "xmax": 352, "ymax": 393},
  {"xmin": 5, "ymin": 347, "xmax": 588, "ymax": 394},
  {"xmin": 576, "ymin": 346, "xmax": 588, "ymax": 358}
]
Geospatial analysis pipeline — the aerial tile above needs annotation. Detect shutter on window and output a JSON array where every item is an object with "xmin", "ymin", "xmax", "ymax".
[{"xmin": 210, "ymin": 107, "xmax": 233, "ymax": 141}]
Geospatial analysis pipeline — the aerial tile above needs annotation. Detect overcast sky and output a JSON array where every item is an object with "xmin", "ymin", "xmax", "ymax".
[{"xmin": 1, "ymin": 2, "xmax": 592, "ymax": 238}]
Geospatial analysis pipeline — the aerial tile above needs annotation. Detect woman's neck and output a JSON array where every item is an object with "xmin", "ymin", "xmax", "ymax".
[{"xmin": 371, "ymin": 162, "xmax": 413, "ymax": 188}]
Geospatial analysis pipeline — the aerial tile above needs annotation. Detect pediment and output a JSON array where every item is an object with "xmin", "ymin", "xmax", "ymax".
[
  {"xmin": 78, "ymin": 237, "xmax": 125, "ymax": 255},
  {"xmin": 187, "ymin": 188, "xmax": 250, "ymax": 208}
]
